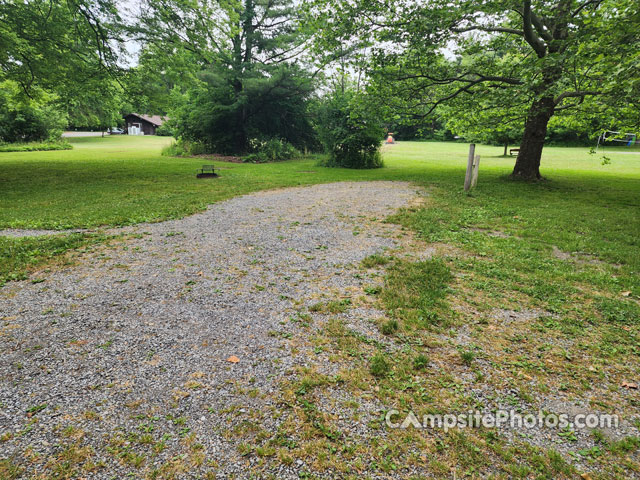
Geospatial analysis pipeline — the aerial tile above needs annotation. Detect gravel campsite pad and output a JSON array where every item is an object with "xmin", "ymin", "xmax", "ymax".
[{"xmin": 0, "ymin": 181, "xmax": 421, "ymax": 478}]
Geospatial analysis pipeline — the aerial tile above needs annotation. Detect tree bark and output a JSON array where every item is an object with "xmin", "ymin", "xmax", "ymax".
[
  {"xmin": 512, "ymin": 95, "xmax": 555, "ymax": 180},
  {"xmin": 503, "ymin": 143, "xmax": 508, "ymax": 156},
  {"xmin": 233, "ymin": 80, "xmax": 247, "ymax": 154}
]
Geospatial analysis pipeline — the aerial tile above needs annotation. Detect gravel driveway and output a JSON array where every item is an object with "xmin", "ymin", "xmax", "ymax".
[{"xmin": 0, "ymin": 181, "xmax": 419, "ymax": 479}]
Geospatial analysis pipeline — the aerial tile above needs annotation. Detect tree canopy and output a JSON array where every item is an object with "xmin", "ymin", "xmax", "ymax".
[
  {"xmin": 313, "ymin": 0, "xmax": 640, "ymax": 178},
  {"xmin": 136, "ymin": 0, "xmax": 318, "ymax": 154},
  {"xmin": 0, "ymin": 0, "xmax": 124, "ymax": 136}
]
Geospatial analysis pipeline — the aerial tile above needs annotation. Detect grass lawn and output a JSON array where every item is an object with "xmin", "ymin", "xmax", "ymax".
[
  {"xmin": 0, "ymin": 135, "xmax": 637, "ymax": 230},
  {"xmin": 1, "ymin": 135, "xmax": 638, "ymax": 287},
  {"xmin": 1, "ymin": 136, "xmax": 640, "ymax": 477}
]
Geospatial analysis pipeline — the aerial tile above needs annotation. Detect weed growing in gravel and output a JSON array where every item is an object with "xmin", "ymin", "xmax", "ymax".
[
  {"xmin": 0, "ymin": 459, "xmax": 23, "ymax": 479},
  {"xmin": 413, "ymin": 354, "xmax": 429, "ymax": 370},
  {"xmin": 361, "ymin": 254, "xmax": 391, "ymax": 268},
  {"xmin": 364, "ymin": 285, "xmax": 381, "ymax": 295},
  {"xmin": 379, "ymin": 319, "xmax": 398, "ymax": 335},
  {"xmin": 459, "ymin": 350, "xmax": 475, "ymax": 366},
  {"xmin": 369, "ymin": 353, "xmax": 390, "ymax": 378},
  {"xmin": 309, "ymin": 298, "xmax": 351, "ymax": 314}
]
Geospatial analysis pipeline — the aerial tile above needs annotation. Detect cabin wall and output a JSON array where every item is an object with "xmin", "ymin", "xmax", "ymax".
[{"xmin": 124, "ymin": 115, "xmax": 158, "ymax": 136}]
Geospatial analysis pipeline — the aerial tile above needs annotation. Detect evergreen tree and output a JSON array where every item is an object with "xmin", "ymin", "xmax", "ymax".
[{"xmin": 139, "ymin": 0, "xmax": 316, "ymax": 154}]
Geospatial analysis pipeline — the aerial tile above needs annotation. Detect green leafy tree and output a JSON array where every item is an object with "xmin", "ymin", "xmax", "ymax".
[
  {"xmin": 316, "ymin": 90, "xmax": 384, "ymax": 169},
  {"xmin": 441, "ymin": 93, "xmax": 525, "ymax": 155},
  {"xmin": 313, "ymin": 0, "xmax": 640, "ymax": 179},
  {"xmin": 138, "ymin": 0, "xmax": 317, "ymax": 154},
  {"xmin": 124, "ymin": 44, "xmax": 201, "ymax": 117},
  {"xmin": 0, "ymin": 0, "xmax": 124, "ymax": 136},
  {"xmin": 0, "ymin": 81, "xmax": 67, "ymax": 142}
]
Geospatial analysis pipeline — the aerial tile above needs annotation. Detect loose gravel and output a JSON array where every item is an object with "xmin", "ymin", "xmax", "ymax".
[{"xmin": 0, "ymin": 181, "xmax": 419, "ymax": 479}]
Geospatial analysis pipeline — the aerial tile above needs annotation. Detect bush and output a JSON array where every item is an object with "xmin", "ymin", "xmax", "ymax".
[
  {"xmin": 0, "ymin": 141, "xmax": 72, "ymax": 152},
  {"xmin": 243, "ymin": 138, "xmax": 299, "ymax": 163},
  {"xmin": 317, "ymin": 91, "xmax": 384, "ymax": 169},
  {"xmin": 161, "ymin": 139, "xmax": 206, "ymax": 157},
  {"xmin": 155, "ymin": 124, "xmax": 175, "ymax": 137},
  {"xmin": 0, "ymin": 104, "xmax": 67, "ymax": 143}
]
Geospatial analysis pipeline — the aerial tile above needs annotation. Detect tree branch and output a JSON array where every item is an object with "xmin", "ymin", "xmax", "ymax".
[
  {"xmin": 522, "ymin": 0, "xmax": 547, "ymax": 57},
  {"xmin": 572, "ymin": 0, "xmax": 603, "ymax": 17},
  {"xmin": 528, "ymin": 10, "xmax": 552, "ymax": 42},
  {"xmin": 452, "ymin": 25, "xmax": 524, "ymax": 36},
  {"xmin": 554, "ymin": 90, "xmax": 601, "ymax": 105}
]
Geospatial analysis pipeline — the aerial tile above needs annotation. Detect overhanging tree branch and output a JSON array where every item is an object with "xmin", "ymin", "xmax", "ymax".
[
  {"xmin": 554, "ymin": 90, "xmax": 601, "ymax": 105},
  {"xmin": 452, "ymin": 25, "xmax": 524, "ymax": 36},
  {"xmin": 521, "ymin": 0, "xmax": 547, "ymax": 57}
]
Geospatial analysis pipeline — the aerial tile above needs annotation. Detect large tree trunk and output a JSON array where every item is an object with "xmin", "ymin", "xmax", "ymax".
[
  {"xmin": 232, "ymin": 80, "xmax": 246, "ymax": 153},
  {"xmin": 512, "ymin": 96, "xmax": 555, "ymax": 180},
  {"xmin": 503, "ymin": 143, "xmax": 508, "ymax": 156}
]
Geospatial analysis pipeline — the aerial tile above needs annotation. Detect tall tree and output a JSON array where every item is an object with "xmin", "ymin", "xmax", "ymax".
[
  {"xmin": 0, "ymin": 0, "xmax": 124, "ymax": 129},
  {"xmin": 313, "ymin": 0, "xmax": 640, "ymax": 179},
  {"xmin": 0, "ymin": 0, "xmax": 123, "ymax": 92},
  {"xmin": 138, "ymin": 0, "xmax": 315, "ymax": 153}
]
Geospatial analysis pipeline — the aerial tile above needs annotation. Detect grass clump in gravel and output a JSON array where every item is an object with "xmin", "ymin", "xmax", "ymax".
[
  {"xmin": 459, "ymin": 349, "xmax": 476, "ymax": 366},
  {"xmin": 309, "ymin": 298, "xmax": 351, "ymax": 314},
  {"xmin": 413, "ymin": 354, "xmax": 429, "ymax": 370},
  {"xmin": 0, "ymin": 460, "xmax": 23, "ymax": 480},
  {"xmin": 380, "ymin": 258, "xmax": 452, "ymax": 329},
  {"xmin": 369, "ymin": 353, "xmax": 390, "ymax": 378},
  {"xmin": 0, "ymin": 233, "xmax": 107, "ymax": 286},
  {"xmin": 379, "ymin": 319, "xmax": 399, "ymax": 335},
  {"xmin": 361, "ymin": 254, "xmax": 391, "ymax": 269}
]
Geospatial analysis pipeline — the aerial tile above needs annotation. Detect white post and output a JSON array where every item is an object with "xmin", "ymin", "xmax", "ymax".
[
  {"xmin": 464, "ymin": 144, "xmax": 475, "ymax": 191},
  {"xmin": 471, "ymin": 155, "xmax": 480, "ymax": 188}
]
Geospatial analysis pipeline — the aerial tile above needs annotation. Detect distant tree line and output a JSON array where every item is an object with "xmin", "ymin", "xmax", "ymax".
[{"xmin": 1, "ymin": 0, "xmax": 638, "ymax": 174}]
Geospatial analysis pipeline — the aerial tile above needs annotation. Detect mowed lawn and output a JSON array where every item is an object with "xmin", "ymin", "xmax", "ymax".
[
  {"xmin": 0, "ymin": 135, "xmax": 638, "ymax": 229},
  {"xmin": 1, "ymin": 136, "xmax": 639, "ymax": 289},
  {"xmin": 2, "ymin": 137, "xmax": 640, "ymax": 477}
]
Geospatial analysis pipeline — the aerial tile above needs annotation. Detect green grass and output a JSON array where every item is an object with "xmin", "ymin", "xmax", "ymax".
[
  {"xmin": 0, "ymin": 135, "xmax": 637, "ymax": 230},
  {"xmin": 1, "ymin": 135, "xmax": 638, "ymax": 307},
  {"xmin": 1, "ymin": 135, "xmax": 638, "ymax": 303},
  {"xmin": 0, "ymin": 234, "xmax": 108, "ymax": 286}
]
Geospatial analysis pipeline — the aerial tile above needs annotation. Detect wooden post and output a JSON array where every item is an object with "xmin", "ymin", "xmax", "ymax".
[
  {"xmin": 464, "ymin": 144, "xmax": 475, "ymax": 191},
  {"xmin": 471, "ymin": 155, "xmax": 480, "ymax": 188}
]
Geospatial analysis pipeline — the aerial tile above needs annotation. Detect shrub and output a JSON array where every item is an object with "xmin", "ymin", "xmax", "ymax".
[
  {"xmin": 316, "ymin": 90, "xmax": 384, "ymax": 169},
  {"xmin": 0, "ymin": 104, "xmax": 67, "ymax": 143},
  {"xmin": 155, "ymin": 124, "xmax": 175, "ymax": 137},
  {"xmin": 161, "ymin": 139, "xmax": 206, "ymax": 157},
  {"xmin": 243, "ymin": 138, "xmax": 299, "ymax": 163}
]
